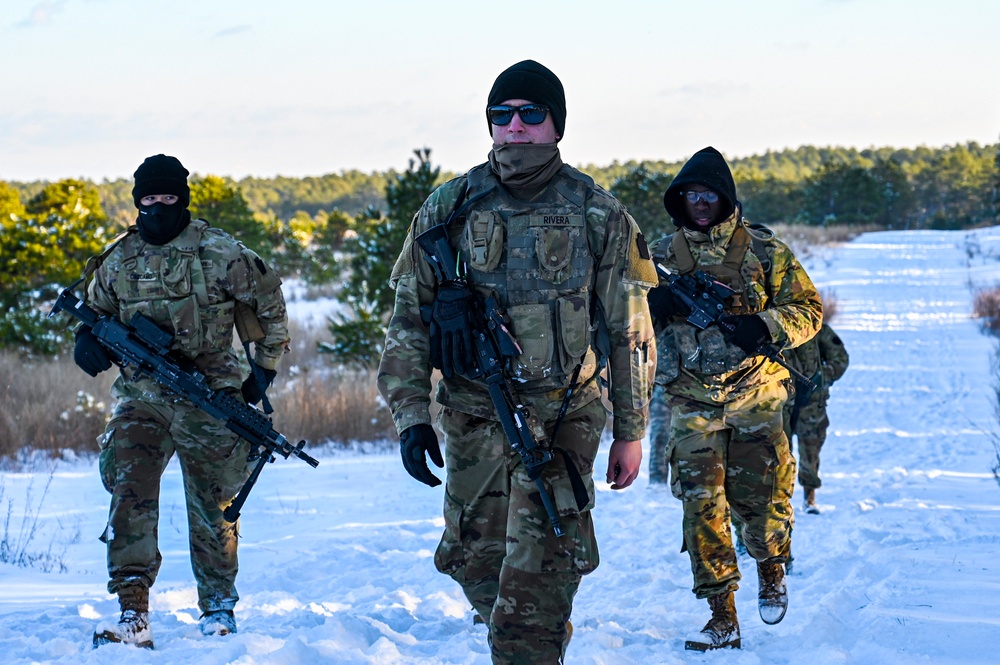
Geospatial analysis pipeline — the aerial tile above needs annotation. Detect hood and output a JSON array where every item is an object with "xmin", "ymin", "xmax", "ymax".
[{"xmin": 663, "ymin": 146, "xmax": 739, "ymax": 230}]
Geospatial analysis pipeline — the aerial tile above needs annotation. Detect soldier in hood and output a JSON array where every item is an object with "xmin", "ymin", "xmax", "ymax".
[{"xmin": 647, "ymin": 147, "xmax": 822, "ymax": 650}]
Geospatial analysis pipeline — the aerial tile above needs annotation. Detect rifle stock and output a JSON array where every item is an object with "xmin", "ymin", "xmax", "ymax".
[{"xmin": 50, "ymin": 286, "xmax": 318, "ymax": 523}]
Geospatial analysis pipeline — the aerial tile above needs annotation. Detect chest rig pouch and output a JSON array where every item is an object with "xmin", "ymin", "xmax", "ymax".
[
  {"xmin": 115, "ymin": 222, "xmax": 210, "ymax": 358},
  {"xmin": 665, "ymin": 224, "xmax": 770, "ymax": 375},
  {"xmin": 461, "ymin": 168, "xmax": 598, "ymax": 391}
]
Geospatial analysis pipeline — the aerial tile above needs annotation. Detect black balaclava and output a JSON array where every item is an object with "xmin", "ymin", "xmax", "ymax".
[
  {"xmin": 663, "ymin": 146, "xmax": 739, "ymax": 231},
  {"xmin": 486, "ymin": 60, "xmax": 566, "ymax": 140},
  {"xmin": 131, "ymin": 154, "xmax": 192, "ymax": 245}
]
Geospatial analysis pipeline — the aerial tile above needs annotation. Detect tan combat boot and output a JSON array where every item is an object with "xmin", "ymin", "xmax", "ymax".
[
  {"xmin": 804, "ymin": 487, "xmax": 820, "ymax": 514},
  {"xmin": 684, "ymin": 591, "xmax": 741, "ymax": 651},
  {"xmin": 757, "ymin": 560, "xmax": 788, "ymax": 625},
  {"xmin": 93, "ymin": 585, "xmax": 153, "ymax": 649}
]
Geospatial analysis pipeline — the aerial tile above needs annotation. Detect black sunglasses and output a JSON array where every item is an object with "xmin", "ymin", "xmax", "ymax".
[{"xmin": 487, "ymin": 104, "xmax": 550, "ymax": 126}]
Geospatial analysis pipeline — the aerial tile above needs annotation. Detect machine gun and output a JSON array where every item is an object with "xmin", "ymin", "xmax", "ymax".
[
  {"xmin": 416, "ymin": 223, "xmax": 567, "ymax": 537},
  {"xmin": 655, "ymin": 264, "xmax": 816, "ymax": 391},
  {"xmin": 49, "ymin": 282, "xmax": 318, "ymax": 523}
]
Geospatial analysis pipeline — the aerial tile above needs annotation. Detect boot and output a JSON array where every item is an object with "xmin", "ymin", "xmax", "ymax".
[
  {"xmin": 757, "ymin": 560, "xmax": 788, "ymax": 625},
  {"xmin": 804, "ymin": 488, "xmax": 820, "ymax": 514},
  {"xmin": 199, "ymin": 609, "xmax": 237, "ymax": 636},
  {"xmin": 684, "ymin": 592, "xmax": 740, "ymax": 651},
  {"xmin": 93, "ymin": 586, "xmax": 153, "ymax": 649}
]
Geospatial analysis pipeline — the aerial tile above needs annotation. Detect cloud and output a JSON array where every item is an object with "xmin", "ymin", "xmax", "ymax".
[
  {"xmin": 215, "ymin": 25, "xmax": 251, "ymax": 38},
  {"xmin": 15, "ymin": 0, "xmax": 68, "ymax": 28}
]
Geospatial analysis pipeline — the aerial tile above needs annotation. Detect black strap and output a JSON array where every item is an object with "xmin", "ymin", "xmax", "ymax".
[{"xmin": 555, "ymin": 448, "xmax": 591, "ymax": 512}]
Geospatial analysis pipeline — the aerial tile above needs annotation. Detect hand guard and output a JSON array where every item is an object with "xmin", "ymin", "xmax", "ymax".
[
  {"xmin": 647, "ymin": 285, "xmax": 691, "ymax": 326},
  {"xmin": 241, "ymin": 368, "xmax": 277, "ymax": 405},
  {"xmin": 428, "ymin": 281, "xmax": 476, "ymax": 379},
  {"xmin": 721, "ymin": 314, "xmax": 771, "ymax": 355},
  {"xmin": 399, "ymin": 424, "xmax": 444, "ymax": 487},
  {"xmin": 73, "ymin": 326, "xmax": 113, "ymax": 377}
]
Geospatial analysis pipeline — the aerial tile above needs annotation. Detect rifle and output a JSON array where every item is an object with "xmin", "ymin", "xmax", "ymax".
[
  {"xmin": 49, "ymin": 281, "xmax": 318, "ymax": 523},
  {"xmin": 788, "ymin": 371, "xmax": 821, "ymax": 434},
  {"xmin": 655, "ymin": 264, "xmax": 816, "ymax": 391},
  {"xmin": 416, "ymin": 223, "xmax": 567, "ymax": 537}
]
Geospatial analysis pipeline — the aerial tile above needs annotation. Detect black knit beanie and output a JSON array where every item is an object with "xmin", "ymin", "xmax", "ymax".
[
  {"xmin": 487, "ymin": 60, "xmax": 566, "ymax": 140},
  {"xmin": 131, "ymin": 154, "xmax": 190, "ymax": 208},
  {"xmin": 663, "ymin": 146, "xmax": 739, "ymax": 228}
]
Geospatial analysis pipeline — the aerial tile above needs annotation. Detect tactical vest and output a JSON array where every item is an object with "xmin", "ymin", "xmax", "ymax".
[
  {"xmin": 113, "ymin": 220, "xmax": 230, "ymax": 359},
  {"xmin": 655, "ymin": 221, "xmax": 774, "ymax": 379},
  {"xmin": 456, "ymin": 165, "xmax": 600, "ymax": 393}
]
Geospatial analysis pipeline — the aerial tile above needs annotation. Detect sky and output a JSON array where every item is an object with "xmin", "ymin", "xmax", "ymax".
[
  {"xmin": 2, "ymin": 225, "xmax": 1000, "ymax": 663},
  {"xmin": 1, "ymin": 0, "xmax": 998, "ymax": 183}
]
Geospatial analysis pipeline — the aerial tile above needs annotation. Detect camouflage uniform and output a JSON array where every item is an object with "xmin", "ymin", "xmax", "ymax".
[
  {"xmin": 647, "ymin": 384, "xmax": 671, "ymax": 483},
  {"xmin": 88, "ymin": 218, "xmax": 289, "ymax": 613},
  {"xmin": 782, "ymin": 324, "xmax": 849, "ymax": 490},
  {"xmin": 378, "ymin": 163, "xmax": 657, "ymax": 664},
  {"xmin": 652, "ymin": 213, "xmax": 822, "ymax": 598}
]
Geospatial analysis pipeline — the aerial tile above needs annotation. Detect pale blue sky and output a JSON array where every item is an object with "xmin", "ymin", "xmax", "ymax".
[{"xmin": 2, "ymin": 0, "xmax": 997, "ymax": 182}]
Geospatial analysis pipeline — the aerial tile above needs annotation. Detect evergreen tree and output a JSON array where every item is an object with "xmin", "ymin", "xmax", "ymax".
[
  {"xmin": 1, "ymin": 179, "xmax": 109, "ymax": 355},
  {"xmin": 609, "ymin": 165, "xmax": 674, "ymax": 240},
  {"xmin": 190, "ymin": 175, "xmax": 277, "ymax": 259},
  {"xmin": 322, "ymin": 148, "xmax": 441, "ymax": 367}
]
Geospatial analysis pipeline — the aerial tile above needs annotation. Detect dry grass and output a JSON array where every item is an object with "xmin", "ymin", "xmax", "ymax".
[
  {"xmin": 820, "ymin": 288, "xmax": 840, "ymax": 323},
  {"xmin": 0, "ymin": 353, "xmax": 115, "ymax": 465},
  {"xmin": 0, "ymin": 319, "xmax": 396, "ymax": 467},
  {"xmin": 769, "ymin": 223, "xmax": 872, "ymax": 258}
]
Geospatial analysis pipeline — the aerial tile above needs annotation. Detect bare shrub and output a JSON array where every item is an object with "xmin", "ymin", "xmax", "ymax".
[
  {"xmin": 0, "ymin": 473, "xmax": 73, "ymax": 572},
  {"xmin": 0, "ymin": 352, "xmax": 114, "ymax": 464},
  {"xmin": 973, "ymin": 286, "xmax": 1000, "ymax": 336},
  {"xmin": 257, "ymin": 318, "xmax": 395, "ymax": 446},
  {"xmin": 820, "ymin": 288, "xmax": 839, "ymax": 323}
]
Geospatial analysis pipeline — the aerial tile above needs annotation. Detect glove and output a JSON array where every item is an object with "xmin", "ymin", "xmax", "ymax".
[
  {"xmin": 73, "ymin": 326, "xmax": 113, "ymax": 377},
  {"xmin": 428, "ymin": 282, "xmax": 476, "ymax": 379},
  {"xmin": 399, "ymin": 424, "xmax": 444, "ymax": 487},
  {"xmin": 241, "ymin": 367, "xmax": 277, "ymax": 405},
  {"xmin": 720, "ymin": 314, "xmax": 771, "ymax": 355},
  {"xmin": 647, "ymin": 286, "xmax": 690, "ymax": 325}
]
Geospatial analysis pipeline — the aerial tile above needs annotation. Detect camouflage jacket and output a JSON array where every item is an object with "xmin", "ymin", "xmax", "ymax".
[
  {"xmin": 785, "ymin": 323, "xmax": 849, "ymax": 398},
  {"xmin": 87, "ymin": 219, "xmax": 289, "ymax": 404},
  {"xmin": 651, "ymin": 214, "xmax": 822, "ymax": 404},
  {"xmin": 377, "ymin": 163, "xmax": 658, "ymax": 441}
]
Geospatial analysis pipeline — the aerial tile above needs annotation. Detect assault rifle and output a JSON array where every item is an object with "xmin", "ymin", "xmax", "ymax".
[
  {"xmin": 49, "ymin": 282, "xmax": 319, "ymax": 523},
  {"xmin": 788, "ymin": 370, "xmax": 822, "ymax": 433},
  {"xmin": 654, "ymin": 264, "xmax": 816, "ymax": 391},
  {"xmin": 416, "ymin": 224, "xmax": 567, "ymax": 537}
]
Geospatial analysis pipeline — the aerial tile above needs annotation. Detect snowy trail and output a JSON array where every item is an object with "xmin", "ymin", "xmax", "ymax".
[{"xmin": 1, "ymin": 227, "xmax": 999, "ymax": 664}]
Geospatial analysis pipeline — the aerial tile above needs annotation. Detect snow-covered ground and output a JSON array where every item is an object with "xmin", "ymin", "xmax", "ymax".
[{"xmin": 2, "ymin": 227, "xmax": 1000, "ymax": 664}]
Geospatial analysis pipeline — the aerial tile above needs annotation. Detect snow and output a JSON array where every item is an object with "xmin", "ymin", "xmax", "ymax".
[{"xmin": 3, "ymin": 227, "xmax": 1000, "ymax": 664}]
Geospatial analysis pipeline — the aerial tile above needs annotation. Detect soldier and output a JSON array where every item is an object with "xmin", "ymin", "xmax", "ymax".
[
  {"xmin": 647, "ymin": 147, "xmax": 822, "ymax": 650},
  {"xmin": 783, "ymin": 322, "xmax": 850, "ymax": 514},
  {"xmin": 73, "ymin": 154, "xmax": 289, "ymax": 648},
  {"xmin": 377, "ymin": 60, "xmax": 657, "ymax": 664}
]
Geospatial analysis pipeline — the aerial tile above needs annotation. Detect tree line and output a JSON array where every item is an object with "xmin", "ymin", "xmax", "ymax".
[{"xmin": 3, "ymin": 141, "xmax": 998, "ymax": 361}]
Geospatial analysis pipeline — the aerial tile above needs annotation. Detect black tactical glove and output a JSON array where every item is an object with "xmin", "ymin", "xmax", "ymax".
[
  {"xmin": 720, "ymin": 314, "xmax": 771, "ymax": 355},
  {"xmin": 647, "ymin": 286, "xmax": 691, "ymax": 326},
  {"xmin": 428, "ymin": 281, "xmax": 476, "ymax": 379},
  {"xmin": 73, "ymin": 326, "xmax": 113, "ymax": 377},
  {"xmin": 399, "ymin": 423, "xmax": 444, "ymax": 487},
  {"xmin": 241, "ymin": 368, "xmax": 277, "ymax": 405}
]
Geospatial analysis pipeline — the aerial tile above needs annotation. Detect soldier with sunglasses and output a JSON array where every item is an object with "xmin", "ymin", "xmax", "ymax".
[
  {"xmin": 378, "ymin": 60, "xmax": 657, "ymax": 664},
  {"xmin": 646, "ymin": 147, "xmax": 822, "ymax": 651}
]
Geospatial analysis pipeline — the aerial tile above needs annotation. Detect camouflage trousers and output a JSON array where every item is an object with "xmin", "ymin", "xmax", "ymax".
[
  {"xmin": 98, "ymin": 397, "xmax": 251, "ymax": 613},
  {"xmin": 784, "ymin": 396, "xmax": 830, "ymax": 489},
  {"xmin": 647, "ymin": 385, "xmax": 671, "ymax": 484},
  {"xmin": 666, "ymin": 381, "xmax": 795, "ymax": 598},
  {"xmin": 434, "ymin": 398, "xmax": 606, "ymax": 665}
]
